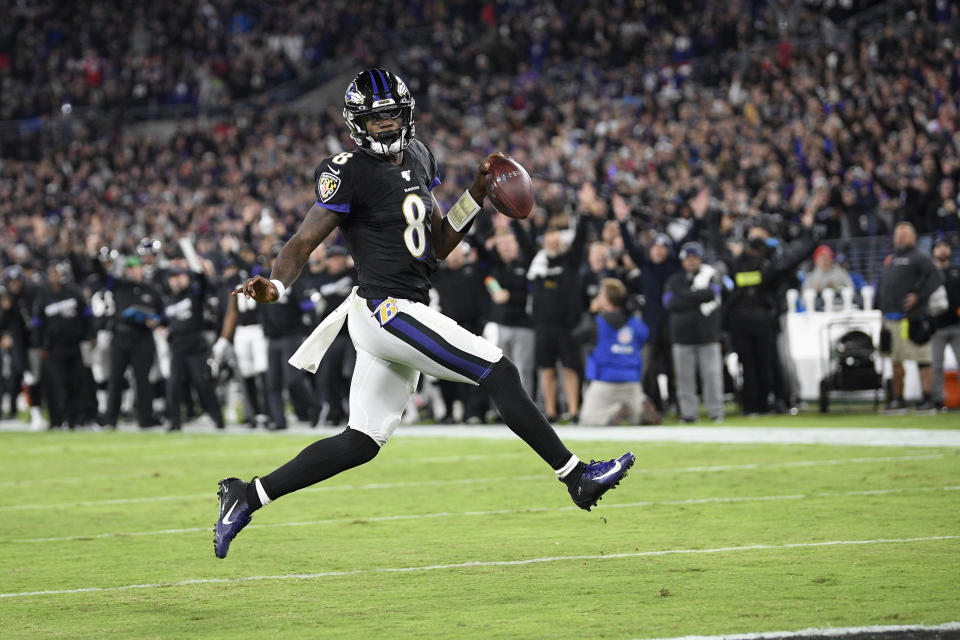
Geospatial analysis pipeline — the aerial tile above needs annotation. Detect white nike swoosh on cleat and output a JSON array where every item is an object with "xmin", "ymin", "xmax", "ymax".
[
  {"xmin": 595, "ymin": 460, "xmax": 622, "ymax": 482},
  {"xmin": 222, "ymin": 500, "xmax": 238, "ymax": 525}
]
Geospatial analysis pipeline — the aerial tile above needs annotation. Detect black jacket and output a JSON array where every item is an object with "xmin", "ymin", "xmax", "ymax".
[
  {"xmin": 724, "ymin": 232, "xmax": 815, "ymax": 326},
  {"xmin": 432, "ymin": 261, "xmax": 488, "ymax": 334},
  {"xmin": 878, "ymin": 246, "xmax": 942, "ymax": 318},
  {"xmin": 32, "ymin": 284, "xmax": 92, "ymax": 350},
  {"xmin": 664, "ymin": 267, "xmax": 722, "ymax": 344},
  {"xmin": 529, "ymin": 216, "xmax": 590, "ymax": 327},
  {"xmin": 475, "ymin": 220, "xmax": 535, "ymax": 328},
  {"xmin": 618, "ymin": 219, "xmax": 702, "ymax": 344},
  {"xmin": 932, "ymin": 264, "xmax": 960, "ymax": 329},
  {"xmin": 161, "ymin": 274, "xmax": 211, "ymax": 352},
  {"xmin": 91, "ymin": 260, "xmax": 163, "ymax": 335}
]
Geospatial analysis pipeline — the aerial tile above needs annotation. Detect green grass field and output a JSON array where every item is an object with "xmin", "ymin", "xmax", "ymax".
[{"xmin": 1, "ymin": 424, "xmax": 958, "ymax": 640}]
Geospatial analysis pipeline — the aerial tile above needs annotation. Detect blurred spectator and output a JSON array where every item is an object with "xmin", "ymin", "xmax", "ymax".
[
  {"xmin": 664, "ymin": 242, "xmax": 724, "ymax": 423},
  {"xmin": 575, "ymin": 278, "xmax": 649, "ymax": 426},
  {"xmin": 216, "ymin": 262, "xmax": 271, "ymax": 429},
  {"xmin": 32, "ymin": 262, "xmax": 97, "ymax": 429},
  {"xmin": 0, "ymin": 266, "xmax": 43, "ymax": 427},
  {"xmin": 835, "ymin": 253, "xmax": 866, "ymax": 295},
  {"xmin": 297, "ymin": 244, "xmax": 357, "ymax": 426},
  {"xmin": 96, "ymin": 256, "xmax": 163, "ymax": 429},
  {"xmin": 259, "ymin": 255, "xmax": 321, "ymax": 429},
  {"xmin": 581, "ymin": 242, "xmax": 610, "ymax": 311},
  {"xmin": 432, "ymin": 242, "xmax": 490, "ymax": 423},
  {"xmin": 930, "ymin": 238, "xmax": 960, "ymax": 410},
  {"xmin": 929, "ymin": 178, "xmax": 960, "ymax": 234},
  {"xmin": 614, "ymin": 193, "xmax": 701, "ymax": 414},
  {"xmin": 877, "ymin": 222, "xmax": 943, "ymax": 411},
  {"xmin": 528, "ymin": 213, "xmax": 592, "ymax": 422},
  {"xmin": 723, "ymin": 214, "xmax": 815, "ymax": 415},
  {"xmin": 161, "ymin": 266, "xmax": 224, "ymax": 431},
  {"xmin": 478, "ymin": 223, "xmax": 536, "ymax": 396},
  {"xmin": 802, "ymin": 244, "xmax": 855, "ymax": 309}
]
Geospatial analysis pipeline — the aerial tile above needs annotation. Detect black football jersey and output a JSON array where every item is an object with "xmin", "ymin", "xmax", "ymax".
[
  {"xmin": 313, "ymin": 140, "xmax": 442, "ymax": 304},
  {"xmin": 221, "ymin": 273, "xmax": 261, "ymax": 327}
]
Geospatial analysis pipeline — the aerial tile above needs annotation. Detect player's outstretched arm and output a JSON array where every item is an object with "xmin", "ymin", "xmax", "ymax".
[
  {"xmin": 431, "ymin": 153, "xmax": 502, "ymax": 259},
  {"xmin": 237, "ymin": 204, "xmax": 345, "ymax": 303}
]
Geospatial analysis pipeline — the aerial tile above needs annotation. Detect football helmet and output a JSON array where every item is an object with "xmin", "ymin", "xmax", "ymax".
[
  {"xmin": 137, "ymin": 237, "xmax": 162, "ymax": 256},
  {"xmin": 342, "ymin": 68, "xmax": 415, "ymax": 156}
]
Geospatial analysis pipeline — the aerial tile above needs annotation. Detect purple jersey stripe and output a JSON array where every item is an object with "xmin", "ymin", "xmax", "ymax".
[{"xmin": 429, "ymin": 176, "xmax": 441, "ymax": 191}]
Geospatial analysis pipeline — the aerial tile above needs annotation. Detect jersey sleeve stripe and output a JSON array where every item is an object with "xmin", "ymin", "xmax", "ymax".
[
  {"xmin": 317, "ymin": 201, "xmax": 351, "ymax": 214},
  {"xmin": 429, "ymin": 176, "xmax": 441, "ymax": 191}
]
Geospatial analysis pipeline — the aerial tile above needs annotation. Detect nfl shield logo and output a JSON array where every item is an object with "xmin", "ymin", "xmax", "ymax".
[{"xmin": 317, "ymin": 172, "xmax": 342, "ymax": 202}]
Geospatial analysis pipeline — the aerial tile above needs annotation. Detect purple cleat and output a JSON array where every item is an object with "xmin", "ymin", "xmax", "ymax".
[
  {"xmin": 214, "ymin": 478, "xmax": 253, "ymax": 559},
  {"xmin": 568, "ymin": 452, "xmax": 636, "ymax": 511}
]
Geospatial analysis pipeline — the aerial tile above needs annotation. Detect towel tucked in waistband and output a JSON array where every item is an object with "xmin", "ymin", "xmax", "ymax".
[{"xmin": 288, "ymin": 287, "xmax": 357, "ymax": 373}]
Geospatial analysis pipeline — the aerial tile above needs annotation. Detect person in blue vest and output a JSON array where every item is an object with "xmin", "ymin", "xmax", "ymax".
[{"xmin": 575, "ymin": 277, "xmax": 650, "ymax": 426}]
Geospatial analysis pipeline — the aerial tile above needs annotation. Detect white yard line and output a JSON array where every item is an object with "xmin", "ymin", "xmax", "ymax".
[
  {"xmin": 3, "ymin": 421, "xmax": 960, "ymax": 447},
  {"xmin": 636, "ymin": 621, "xmax": 960, "ymax": 640},
  {"xmin": 393, "ymin": 425, "xmax": 960, "ymax": 448},
  {"xmin": 9, "ymin": 485, "xmax": 959, "ymax": 544},
  {"xmin": 0, "ymin": 535, "xmax": 956, "ymax": 599},
  {"xmin": 0, "ymin": 474, "xmax": 545, "ymax": 511},
  {"xmin": 0, "ymin": 454, "xmax": 944, "ymax": 511}
]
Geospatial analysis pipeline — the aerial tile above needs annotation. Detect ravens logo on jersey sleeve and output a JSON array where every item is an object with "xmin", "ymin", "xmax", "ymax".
[{"xmin": 313, "ymin": 152, "xmax": 357, "ymax": 214}]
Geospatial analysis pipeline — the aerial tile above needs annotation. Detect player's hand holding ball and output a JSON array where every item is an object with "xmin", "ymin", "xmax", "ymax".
[
  {"xmin": 235, "ymin": 275, "xmax": 280, "ymax": 303},
  {"xmin": 484, "ymin": 155, "xmax": 534, "ymax": 220},
  {"xmin": 468, "ymin": 152, "xmax": 502, "ymax": 206},
  {"xmin": 470, "ymin": 153, "xmax": 535, "ymax": 220}
]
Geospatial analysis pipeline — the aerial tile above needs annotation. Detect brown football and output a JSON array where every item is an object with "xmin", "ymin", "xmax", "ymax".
[{"xmin": 484, "ymin": 156, "xmax": 534, "ymax": 219}]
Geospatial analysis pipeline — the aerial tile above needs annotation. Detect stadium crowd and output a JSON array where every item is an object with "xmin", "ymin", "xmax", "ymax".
[
  {"xmin": 1, "ymin": 0, "xmax": 959, "ymax": 429},
  {"xmin": 1, "ymin": 0, "xmax": 821, "ymax": 122}
]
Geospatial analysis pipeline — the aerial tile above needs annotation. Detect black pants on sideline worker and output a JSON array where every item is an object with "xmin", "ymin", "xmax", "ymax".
[
  {"xmin": 314, "ymin": 332, "xmax": 354, "ymax": 425},
  {"xmin": 730, "ymin": 317, "xmax": 777, "ymax": 415},
  {"xmin": 167, "ymin": 349, "xmax": 224, "ymax": 430},
  {"xmin": 104, "ymin": 329, "xmax": 156, "ymax": 428},
  {"xmin": 267, "ymin": 334, "xmax": 320, "ymax": 429},
  {"xmin": 43, "ymin": 345, "xmax": 94, "ymax": 428}
]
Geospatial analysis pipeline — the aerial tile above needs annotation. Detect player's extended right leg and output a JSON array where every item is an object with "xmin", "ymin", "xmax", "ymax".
[
  {"xmin": 567, "ymin": 452, "xmax": 636, "ymax": 511},
  {"xmin": 213, "ymin": 478, "xmax": 253, "ymax": 559}
]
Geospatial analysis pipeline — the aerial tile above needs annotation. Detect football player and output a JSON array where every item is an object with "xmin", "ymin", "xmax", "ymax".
[{"xmin": 214, "ymin": 68, "xmax": 635, "ymax": 559}]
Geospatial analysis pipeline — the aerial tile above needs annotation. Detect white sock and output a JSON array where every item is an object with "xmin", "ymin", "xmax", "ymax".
[
  {"xmin": 555, "ymin": 455, "xmax": 581, "ymax": 480},
  {"xmin": 254, "ymin": 477, "xmax": 271, "ymax": 507}
]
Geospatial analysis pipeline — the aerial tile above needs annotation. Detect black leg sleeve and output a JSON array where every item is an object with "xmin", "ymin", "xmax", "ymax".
[
  {"xmin": 480, "ymin": 357, "xmax": 574, "ymax": 471},
  {"xmin": 257, "ymin": 428, "xmax": 380, "ymax": 505}
]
